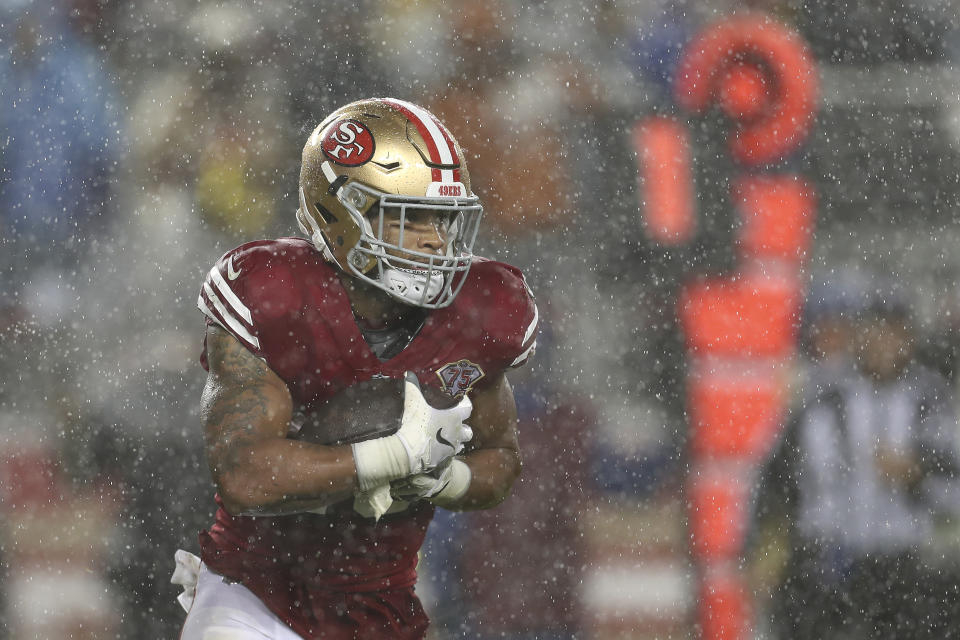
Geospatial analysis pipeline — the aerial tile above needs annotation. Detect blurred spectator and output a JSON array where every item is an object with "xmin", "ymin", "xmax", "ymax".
[
  {"xmin": 124, "ymin": 4, "xmax": 292, "ymax": 239},
  {"xmin": 627, "ymin": 2, "xmax": 693, "ymax": 91},
  {"xmin": 0, "ymin": 403, "xmax": 123, "ymax": 638},
  {"xmin": 794, "ymin": 270, "xmax": 866, "ymax": 402},
  {"xmin": 0, "ymin": 3, "xmax": 119, "ymax": 306},
  {"xmin": 424, "ymin": 1, "xmax": 574, "ymax": 233},
  {"xmin": 750, "ymin": 285, "xmax": 960, "ymax": 639}
]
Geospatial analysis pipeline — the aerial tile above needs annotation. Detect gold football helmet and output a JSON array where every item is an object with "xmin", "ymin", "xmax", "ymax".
[{"xmin": 297, "ymin": 98, "xmax": 483, "ymax": 308}]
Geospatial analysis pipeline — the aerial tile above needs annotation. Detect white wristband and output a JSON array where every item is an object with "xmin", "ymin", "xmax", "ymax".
[
  {"xmin": 352, "ymin": 435, "xmax": 410, "ymax": 492},
  {"xmin": 431, "ymin": 459, "xmax": 471, "ymax": 508}
]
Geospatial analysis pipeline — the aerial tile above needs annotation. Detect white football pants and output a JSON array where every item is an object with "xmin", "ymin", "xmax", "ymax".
[{"xmin": 177, "ymin": 556, "xmax": 304, "ymax": 640}]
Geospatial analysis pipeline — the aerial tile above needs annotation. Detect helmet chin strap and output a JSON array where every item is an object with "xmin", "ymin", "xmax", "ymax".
[{"xmin": 381, "ymin": 263, "xmax": 444, "ymax": 306}]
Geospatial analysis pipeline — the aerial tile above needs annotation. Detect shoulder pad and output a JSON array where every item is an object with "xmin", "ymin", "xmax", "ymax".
[
  {"xmin": 197, "ymin": 238, "xmax": 326, "ymax": 355},
  {"xmin": 462, "ymin": 260, "xmax": 539, "ymax": 369}
]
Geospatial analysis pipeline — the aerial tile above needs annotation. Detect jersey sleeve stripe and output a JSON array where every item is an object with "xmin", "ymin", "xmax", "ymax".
[
  {"xmin": 522, "ymin": 303, "xmax": 539, "ymax": 346},
  {"xmin": 202, "ymin": 282, "xmax": 261, "ymax": 350},
  {"xmin": 510, "ymin": 339, "xmax": 537, "ymax": 368},
  {"xmin": 197, "ymin": 294, "xmax": 229, "ymax": 332},
  {"xmin": 208, "ymin": 266, "xmax": 253, "ymax": 325}
]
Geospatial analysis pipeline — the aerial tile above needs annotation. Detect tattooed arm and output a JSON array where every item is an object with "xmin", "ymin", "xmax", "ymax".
[{"xmin": 202, "ymin": 325, "xmax": 356, "ymax": 515}]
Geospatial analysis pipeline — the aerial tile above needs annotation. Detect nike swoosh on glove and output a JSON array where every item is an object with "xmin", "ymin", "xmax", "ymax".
[{"xmin": 395, "ymin": 371, "xmax": 473, "ymax": 474}]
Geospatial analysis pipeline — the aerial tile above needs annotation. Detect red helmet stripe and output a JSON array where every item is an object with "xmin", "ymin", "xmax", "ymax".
[
  {"xmin": 432, "ymin": 118, "xmax": 462, "ymax": 167},
  {"xmin": 380, "ymin": 99, "xmax": 460, "ymax": 183},
  {"xmin": 432, "ymin": 119, "xmax": 463, "ymax": 184}
]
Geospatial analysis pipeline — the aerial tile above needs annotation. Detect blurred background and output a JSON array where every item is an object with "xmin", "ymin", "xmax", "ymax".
[{"xmin": 2, "ymin": 0, "xmax": 960, "ymax": 638}]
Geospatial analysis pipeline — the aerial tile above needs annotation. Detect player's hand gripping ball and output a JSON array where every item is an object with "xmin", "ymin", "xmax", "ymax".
[
  {"xmin": 396, "ymin": 371, "xmax": 473, "ymax": 474},
  {"xmin": 391, "ymin": 459, "xmax": 457, "ymax": 501}
]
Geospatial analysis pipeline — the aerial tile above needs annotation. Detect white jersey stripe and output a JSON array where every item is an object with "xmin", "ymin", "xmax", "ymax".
[
  {"xmin": 522, "ymin": 303, "xmax": 539, "ymax": 346},
  {"xmin": 208, "ymin": 266, "xmax": 253, "ymax": 325},
  {"xmin": 382, "ymin": 98, "xmax": 455, "ymax": 165},
  {"xmin": 511, "ymin": 339, "xmax": 537, "ymax": 367},
  {"xmin": 197, "ymin": 294, "xmax": 229, "ymax": 333},
  {"xmin": 202, "ymin": 282, "xmax": 261, "ymax": 350}
]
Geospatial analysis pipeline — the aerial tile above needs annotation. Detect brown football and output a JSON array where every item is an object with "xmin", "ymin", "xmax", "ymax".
[{"xmin": 293, "ymin": 377, "xmax": 458, "ymax": 446}]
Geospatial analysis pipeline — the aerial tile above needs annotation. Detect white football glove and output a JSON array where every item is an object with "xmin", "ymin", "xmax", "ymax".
[
  {"xmin": 352, "ymin": 372, "xmax": 473, "ymax": 493},
  {"xmin": 391, "ymin": 458, "xmax": 472, "ymax": 505},
  {"xmin": 395, "ymin": 371, "xmax": 473, "ymax": 475}
]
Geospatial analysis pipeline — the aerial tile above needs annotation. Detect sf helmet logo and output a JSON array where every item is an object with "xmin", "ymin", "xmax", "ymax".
[{"xmin": 322, "ymin": 119, "xmax": 376, "ymax": 166}]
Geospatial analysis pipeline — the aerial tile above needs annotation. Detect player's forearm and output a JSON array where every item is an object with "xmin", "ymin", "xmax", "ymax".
[
  {"xmin": 440, "ymin": 447, "xmax": 521, "ymax": 511},
  {"xmin": 212, "ymin": 438, "xmax": 357, "ymax": 515}
]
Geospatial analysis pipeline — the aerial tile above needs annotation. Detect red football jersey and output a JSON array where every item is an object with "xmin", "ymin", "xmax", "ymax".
[{"xmin": 195, "ymin": 237, "xmax": 537, "ymax": 639}]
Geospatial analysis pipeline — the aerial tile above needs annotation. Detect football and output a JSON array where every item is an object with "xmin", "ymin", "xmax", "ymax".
[{"xmin": 293, "ymin": 376, "xmax": 458, "ymax": 446}]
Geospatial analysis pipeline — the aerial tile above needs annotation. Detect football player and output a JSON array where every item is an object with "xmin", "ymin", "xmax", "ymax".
[{"xmin": 173, "ymin": 98, "xmax": 538, "ymax": 640}]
